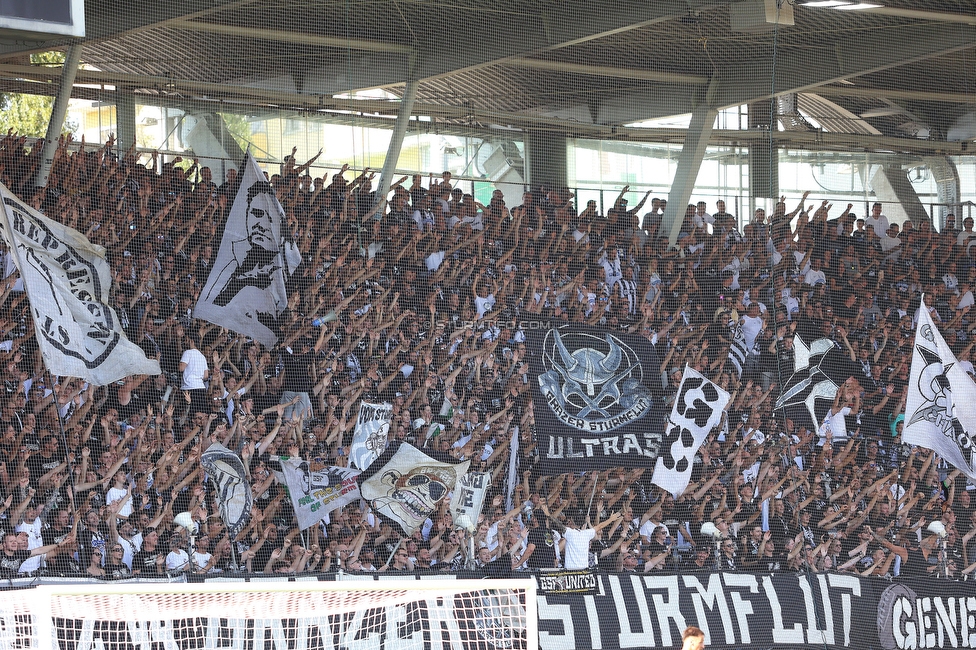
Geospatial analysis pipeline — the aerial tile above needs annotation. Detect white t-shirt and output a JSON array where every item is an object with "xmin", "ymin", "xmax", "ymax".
[
  {"xmin": 474, "ymin": 294, "xmax": 496, "ymax": 319},
  {"xmin": 180, "ymin": 348, "xmax": 208, "ymax": 390},
  {"xmin": 865, "ymin": 214, "xmax": 889, "ymax": 237},
  {"xmin": 819, "ymin": 406, "xmax": 852, "ymax": 445},
  {"xmin": 106, "ymin": 486, "xmax": 133, "ymax": 518},
  {"xmin": 16, "ymin": 517, "xmax": 43, "ymax": 572},
  {"xmin": 562, "ymin": 527, "xmax": 595, "ymax": 570},
  {"xmin": 191, "ymin": 551, "xmax": 213, "ymax": 573},
  {"xmin": 740, "ymin": 314, "xmax": 764, "ymax": 350},
  {"xmin": 166, "ymin": 549, "xmax": 190, "ymax": 572}
]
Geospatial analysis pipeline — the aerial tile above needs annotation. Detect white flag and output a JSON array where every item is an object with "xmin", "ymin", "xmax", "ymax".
[
  {"xmin": 277, "ymin": 457, "xmax": 361, "ymax": 530},
  {"xmin": 0, "ymin": 183, "xmax": 159, "ymax": 384},
  {"xmin": 652, "ymin": 366, "xmax": 730, "ymax": 498},
  {"xmin": 904, "ymin": 300, "xmax": 976, "ymax": 482},
  {"xmin": 349, "ymin": 401, "xmax": 392, "ymax": 470},
  {"xmin": 449, "ymin": 472, "xmax": 491, "ymax": 529},
  {"xmin": 195, "ymin": 153, "xmax": 297, "ymax": 347},
  {"xmin": 358, "ymin": 442, "xmax": 470, "ymax": 535}
]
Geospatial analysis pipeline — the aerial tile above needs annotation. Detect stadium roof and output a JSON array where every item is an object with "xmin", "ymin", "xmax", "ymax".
[{"xmin": 0, "ymin": 0, "xmax": 975, "ymax": 153}]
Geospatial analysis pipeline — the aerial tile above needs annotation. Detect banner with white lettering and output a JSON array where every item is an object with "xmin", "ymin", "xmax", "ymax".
[
  {"xmin": 349, "ymin": 401, "xmax": 392, "ymax": 471},
  {"xmin": 276, "ymin": 457, "xmax": 361, "ymax": 530},
  {"xmin": 0, "ymin": 182, "xmax": 160, "ymax": 384},
  {"xmin": 651, "ymin": 366, "xmax": 730, "ymax": 498},
  {"xmin": 181, "ymin": 570, "xmax": 971, "ymax": 650},
  {"xmin": 525, "ymin": 322, "xmax": 660, "ymax": 472}
]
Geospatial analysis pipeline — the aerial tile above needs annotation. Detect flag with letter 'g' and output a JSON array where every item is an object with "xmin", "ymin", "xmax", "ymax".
[
  {"xmin": 904, "ymin": 299, "xmax": 976, "ymax": 482},
  {"xmin": 0, "ymin": 182, "xmax": 160, "ymax": 384},
  {"xmin": 651, "ymin": 366, "xmax": 729, "ymax": 498}
]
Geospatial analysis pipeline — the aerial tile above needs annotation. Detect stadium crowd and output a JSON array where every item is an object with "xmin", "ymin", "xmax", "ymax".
[{"xmin": 0, "ymin": 131, "xmax": 971, "ymax": 581}]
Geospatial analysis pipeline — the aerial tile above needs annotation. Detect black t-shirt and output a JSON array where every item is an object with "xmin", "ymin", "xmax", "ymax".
[
  {"xmin": 42, "ymin": 526, "xmax": 72, "ymax": 547},
  {"xmin": 0, "ymin": 549, "xmax": 30, "ymax": 574},
  {"xmin": 281, "ymin": 349, "xmax": 315, "ymax": 392},
  {"xmin": 132, "ymin": 548, "xmax": 164, "ymax": 575},
  {"xmin": 105, "ymin": 562, "xmax": 131, "ymax": 579},
  {"xmin": 26, "ymin": 451, "xmax": 62, "ymax": 484},
  {"xmin": 525, "ymin": 525, "xmax": 557, "ymax": 570}
]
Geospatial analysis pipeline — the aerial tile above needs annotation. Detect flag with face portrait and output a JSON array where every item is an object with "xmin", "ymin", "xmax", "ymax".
[
  {"xmin": 0, "ymin": 182, "xmax": 160, "ymax": 384},
  {"xmin": 651, "ymin": 366, "xmax": 730, "ymax": 498},
  {"xmin": 904, "ymin": 300, "xmax": 976, "ymax": 482},
  {"xmin": 195, "ymin": 153, "xmax": 297, "ymax": 347},
  {"xmin": 349, "ymin": 402, "xmax": 392, "ymax": 470},
  {"xmin": 201, "ymin": 443, "xmax": 253, "ymax": 540},
  {"xmin": 358, "ymin": 441, "xmax": 469, "ymax": 535},
  {"xmin": 277, "ymin": 457, "xmax": 361, "ymax": 530}
]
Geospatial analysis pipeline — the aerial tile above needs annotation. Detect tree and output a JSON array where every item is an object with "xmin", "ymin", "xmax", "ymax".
[{"xmin": 0, "ymin": 51, "xmax": 79, "ymax": 137}]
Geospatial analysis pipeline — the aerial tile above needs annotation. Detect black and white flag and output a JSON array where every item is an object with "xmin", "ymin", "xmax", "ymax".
[
  {"xmin": 0, "ymin": 182, "xmax": 160, "ymax": 384},
  {"xmin": 727, "ymin": 322, "xmax": 750, "ymax": 378},
  {"xmin": 195, "ymin": 153, "xmax": 299, "ymax": 348},
  {"xmin": 349, "ymin": 401, "xmax": 392, "ymax": 470},
  {"xmin": 358, "ymin": 441, "xmax": 469, "ymax": 535},
  {"xmin": 904, "ymin": 301, "xmax": 976, "ymax": 482},
  {"xmin": 201, "ymin": 443, "xmax": 253, "ymax": 540},
  {"xmin": 449, "ymin": 472, "xmax": 491, "ymax": 530},
  {"xmin": 526, "ymin": 323, "xmax": 659, "ymax": 472},
  {"xmin": 277, "ymin": 457, "xmax": 360, "ymax": 530},
  {"xmin": 774, "ymin": 336, "xmax": 858, "ymax": 434},
  {"xmin": 652, "ymin": 366, "xmax": 729, "ymax": 498}
]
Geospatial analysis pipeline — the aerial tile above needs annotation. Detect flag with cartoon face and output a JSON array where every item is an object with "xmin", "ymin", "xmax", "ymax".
[{"xmin": 358, "ymin": 442, "xmax": 469, "ymax": 535}]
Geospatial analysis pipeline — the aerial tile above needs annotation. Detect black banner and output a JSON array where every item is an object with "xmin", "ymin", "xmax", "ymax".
[
  {"xmin": 537, "ymin": 568, "xmax": 598, "ymax": 595},
  {"xmin": 525, "ymin": 322, "xmax": 663, "ymax": 472},
  {"xmin": 537, "ymin": 571, "xmax": 976, "ymax": 650}
]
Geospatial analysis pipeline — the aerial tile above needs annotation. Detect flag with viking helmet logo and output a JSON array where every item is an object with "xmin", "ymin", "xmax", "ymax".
[
  {"xmin": 526, "ymin": 323, "xmax": 658, "ymax": 472},
  {"xmin": 358, "ymin": 442, "xmax": 469, "ymax": 535}
]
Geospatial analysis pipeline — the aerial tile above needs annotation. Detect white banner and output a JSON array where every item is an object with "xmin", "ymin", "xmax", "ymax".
[
  {"xmin": 0, "ymin": 183, "xmax": 159, "ymax": 384},
  {"xmin": 195, "ymin": 153, "xmax": 298, "ymax": 347},
  {"xmin": 278, "ymin": 457, "xmax": 361, "ymax": 530},
  {"xmin": 904, "ymin": 300, "xmax": 976, "ymax": 482},
  {"xmin": 652, "ymin": 365, "xmax": 730, "ymax": 498},
  {"xmin": 449, "ymin": 472, "xmax": 491, "ymax": 530},
  {"xmin": 359, "ymin": 443, "xmax": 469, "ymax": 535},
  {"xmin": 349, "ymin": 401, "xmax": 392, "ymax": 471}
]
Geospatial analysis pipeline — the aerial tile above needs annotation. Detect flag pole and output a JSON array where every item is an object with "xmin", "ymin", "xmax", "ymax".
[{"xmin": 45, "ymin": 369, "xmax": 82, "ymax": 530}]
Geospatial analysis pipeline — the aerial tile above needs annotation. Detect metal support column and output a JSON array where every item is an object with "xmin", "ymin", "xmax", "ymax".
[
  {"xmin": 662, "ymin": 103, "xmax": 718, "ymax": 249},
  {"xmin": 34, "ymin": 45, "xmax": 82, "ymax": 188},
  {"xmin": 375, "ymin": 78, "xmax": 419, "ymax": 213},
  {"xmin": 116, "ymin": 91, "xmax": 137, "ymax": 154}
]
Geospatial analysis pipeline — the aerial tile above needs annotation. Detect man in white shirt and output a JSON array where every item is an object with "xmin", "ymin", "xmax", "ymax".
[
  {"xmin": 864, "ymin": 202, "xmax": 889, "ymax": 238},
  {"xmin": 165, "ymin": 536, "xmax": 191, "ymax": 573},
  {"xmin": 543, "ymin": 506, "xmax": 621, "ymax": 570},
  {"xmin": 179, "ymin": 335, "xmax": 209, "ymax": 415},
  {"xmin": 958, "ymin": 217, "xmax": 976, "ymax": 249},
  {"xmin": 803, "ymin": 258, "xmax": 827, "ymax": 287}
]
